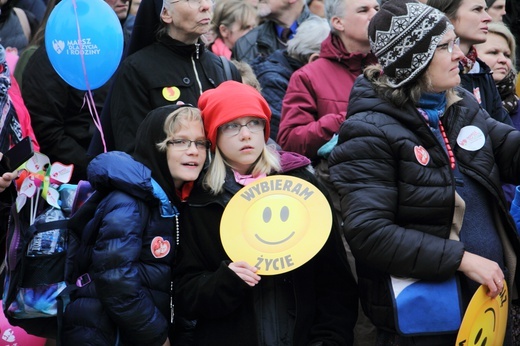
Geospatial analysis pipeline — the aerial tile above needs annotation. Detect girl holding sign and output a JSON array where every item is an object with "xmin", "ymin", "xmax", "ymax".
[{"xmin": 173, "ymin": 81, "xmax": 359, "ymax": 345}]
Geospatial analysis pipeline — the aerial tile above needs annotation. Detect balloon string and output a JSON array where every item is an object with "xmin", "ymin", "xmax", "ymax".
[
  {"xmin": 84, "ymin": 92, "xmax": 107, "ymax": 152},
  {"xmin": 72, "ymin": 0, "xmax": 107, "ymax": 153}
]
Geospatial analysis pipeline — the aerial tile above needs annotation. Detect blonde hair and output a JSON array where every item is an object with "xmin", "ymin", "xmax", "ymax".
[
  {"xmin": 203, "ymin": 144, "xmax": 281, "ymax": 194},
  {"xmin": 230, "ymin": 60, "xmax": 262, "ymax": 92},
  {"xmin": 212, "ymin": 0, "xmax": 258, "ymax": 38},
  {"xmin": 487, "ymin": 22, "xmax": 517, "ymax": 68},
  {"xmin": 156, "ymin": 107, "xmax": 205, "ymax": 151}
]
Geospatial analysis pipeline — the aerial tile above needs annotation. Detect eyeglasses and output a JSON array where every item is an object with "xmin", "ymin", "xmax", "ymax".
[
  {"xmin": 167, "ymin": 139, "xmax": 210, "ymax": 151},
  {"xmin": 219, "ymin": 119, "xmax": 266, "ymax": 137},
  {"xmin": 436, "ymin": 37, "xmax": 461, "ymax": 53},
  {"xmin": 170, "ymin": 0, "xmax": 214, "ymax": 9}
]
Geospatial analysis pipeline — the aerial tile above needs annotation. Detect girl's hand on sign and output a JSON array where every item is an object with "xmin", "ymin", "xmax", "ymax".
[{"xmin": 229, "ymin": 261, "xmax": 261, "ymax": 287}]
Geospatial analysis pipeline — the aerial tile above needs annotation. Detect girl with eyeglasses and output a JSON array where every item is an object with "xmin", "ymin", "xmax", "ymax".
[
  {"xmin": 329, "ymin": 0, "xmax": 520, "ymax": 344},
  {"xmin": 173, "ymin": 81, "xmax": 359, "ymax": 345},
  {"xmin": 62, "ymin": 105, "xmax": 207, "ymax": 346}
]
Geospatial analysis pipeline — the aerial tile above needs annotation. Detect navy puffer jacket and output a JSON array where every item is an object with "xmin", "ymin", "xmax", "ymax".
[
  {"xmin": 460, "ymin": 58, "xmax": 513, "ymax": 126},
  {"xmin": 62, "ymin": 151, "xmax": 177, "ymax": 346},
  {"xmin": 250, "ymin": 49, "xmax": 303, "ymax": 140}
]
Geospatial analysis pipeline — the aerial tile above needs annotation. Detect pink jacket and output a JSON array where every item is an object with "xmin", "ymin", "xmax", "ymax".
[
  {"xmin": 9, "ymin": 76, "xmax": 40, "ymax": 152},
  {"xmin": 210, "ymin": 38, "xmax": 232, "ymax": 60},
  {"xmin": 277, "ymin": 33, "xmax": 376, "ymax": 161}
]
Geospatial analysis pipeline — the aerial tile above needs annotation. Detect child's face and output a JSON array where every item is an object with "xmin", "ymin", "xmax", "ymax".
[
  {"xmin": 217, "ymin": 116, "xmax": 266, "ymax": 174},
  {"xmin": 166, "ymin": 120, "xmax": 207, "ymax": 189}
]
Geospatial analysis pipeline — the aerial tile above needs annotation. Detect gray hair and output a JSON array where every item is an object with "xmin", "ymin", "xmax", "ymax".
[
  {"xmin": 158, "ymin": 0, "xmax": 173, "ymax": 37},
  {"xmin": 324, "ymin": 0, "xmax": 346, "ymax": 34},
  {"xmin": 287, "ymin": 16, "xmax": 330, "ymax": 64}
]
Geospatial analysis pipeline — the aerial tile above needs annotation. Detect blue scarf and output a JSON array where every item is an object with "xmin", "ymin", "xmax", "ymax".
[{"xmin": 418, "ymin": 92, "xmax": 447, "ymax": 129}]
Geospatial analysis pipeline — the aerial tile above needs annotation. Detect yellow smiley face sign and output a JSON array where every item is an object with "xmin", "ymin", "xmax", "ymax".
[
  {"xmin": 456, "ymin": 283, "xmax": 508, "ymax": 346},
  {"xmin": 220, "ymin": 175, "xmax": 332, "ymax": 275}
]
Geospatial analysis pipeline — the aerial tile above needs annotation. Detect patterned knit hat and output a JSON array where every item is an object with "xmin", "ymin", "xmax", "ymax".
[{"xmin": 368, "ymin": 0, "xmax": 453, "ymax": 87}]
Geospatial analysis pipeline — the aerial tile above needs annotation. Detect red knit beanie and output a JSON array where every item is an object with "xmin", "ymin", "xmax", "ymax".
[{"xmin": 198, "ymin": 81, "xmax": 271, "ymax": 151}]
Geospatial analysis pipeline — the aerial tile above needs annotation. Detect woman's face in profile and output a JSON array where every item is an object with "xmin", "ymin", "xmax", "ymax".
[
  {"xmin": 452, "ymin": 0, "xmax": 491, "ymax": 49},
  {"xmin": 425, "ymin": 31, "xmax": 465, "ymax": 92},
  {"xmin": 486, "ymin": 0, "xmax": 506, "ymax": 22}
]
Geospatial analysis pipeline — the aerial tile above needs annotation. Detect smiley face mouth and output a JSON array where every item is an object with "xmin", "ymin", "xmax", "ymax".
[{"xmin": 254, "ymin": 231, "xmax": 295, "ymax": 245}]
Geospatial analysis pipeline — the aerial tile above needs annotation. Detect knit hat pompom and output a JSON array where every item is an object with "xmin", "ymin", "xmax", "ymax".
[
  {"xmin": 198, "ymin": 81, "xmax": 271, "ymax": 151},
  {"xmin": 368, "ymin": 0, "xmax": 453, "ymax": 87}
]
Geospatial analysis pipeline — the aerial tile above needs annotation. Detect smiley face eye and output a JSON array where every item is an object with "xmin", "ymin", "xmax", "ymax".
[
  {"xmin": 280, "ymin": 206, "xmax": 289, "ymax": 222},
  {"xmin": 263, "ymin": 207, "xmax": 272, "ymax": 223}
]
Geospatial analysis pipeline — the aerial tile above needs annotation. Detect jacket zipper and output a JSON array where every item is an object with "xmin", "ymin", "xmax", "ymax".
[
  {"xmin": 170, "ymin": 280, "xmax": 174, "ymax": 323},
  {"xmin": 192, "ymin": 43, "xmax": 203, "ymax": 96}
]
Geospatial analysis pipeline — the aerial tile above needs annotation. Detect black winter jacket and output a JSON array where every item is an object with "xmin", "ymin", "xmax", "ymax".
[
  {"xmin": 232, "ymin": 7, "xmax": 313, "ymax": 64},
  {"xmin": 174, "ymin": 152, "xmax": 358, "ymax": 345},
  {"xmin": 505, "ymin": 0, "xmax": 520, "ymax": 71},
  {"xmin": 460, "ymin": 58, "xmax": 513, "ymax": 126},
  {"xmin": 329, "ymin": 76, "xmax": 520, "ymax": 333},
  {"xmin": 109, "ymin": 35, "xmax": 241, "ymax": 153},
  {"xmin": 62, "ymin": 152, "xmax": 178, "ymax": 346}
]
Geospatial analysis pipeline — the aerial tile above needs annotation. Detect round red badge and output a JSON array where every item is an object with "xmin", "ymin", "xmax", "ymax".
[
  {"xmin": 414, "ymin": 146, "xmax": 430, "ymax": 166},
  {"xmin": 151, "ymin": 236, "xmax": 171, "ymax": 258}
]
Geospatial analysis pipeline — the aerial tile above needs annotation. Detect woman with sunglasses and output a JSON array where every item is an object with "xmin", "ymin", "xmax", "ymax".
[
  {"xmin": 329, "ymin": 0, "xmax": 520, "ymax": 344},
  {"xmin": 62, "ymin": 105, "xmax": 208, "ymax": 346},
  {"xmin": 173, "ymin": 81, "xmax": 359, "ymax": 345}
]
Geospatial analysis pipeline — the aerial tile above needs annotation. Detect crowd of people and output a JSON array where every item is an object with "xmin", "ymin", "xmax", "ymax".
[{"xmin": 2, "ymin": 0, "xmax": 520, "ymax": 345}]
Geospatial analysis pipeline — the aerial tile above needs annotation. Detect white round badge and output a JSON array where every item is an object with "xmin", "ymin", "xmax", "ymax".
[{"xmin": 456, "ymin": 126, "xmax": 485, "ymax": 151}]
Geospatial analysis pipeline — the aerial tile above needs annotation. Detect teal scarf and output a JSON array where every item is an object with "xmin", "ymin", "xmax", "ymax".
[{"xmin": 418, "ymin": 92, "xmax": 447, "ymax": 129}]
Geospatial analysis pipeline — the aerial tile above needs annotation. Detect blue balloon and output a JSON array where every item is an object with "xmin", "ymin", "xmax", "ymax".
[{"xmin": 45, "ymin": 0, "xmax": 124, "ymax": 90}]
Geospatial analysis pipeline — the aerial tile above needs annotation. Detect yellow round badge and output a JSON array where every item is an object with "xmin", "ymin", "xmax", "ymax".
[
  {"xmin": 162, "ymin": 86, "xmax": 181, "ymax": 101},
  {"xmin": 220, "ymin": 175, "xmax": 332, "ymax": 275},
  {"xmin": 456, "ymin": 283, "xmax": 508, "ymax": 346}
]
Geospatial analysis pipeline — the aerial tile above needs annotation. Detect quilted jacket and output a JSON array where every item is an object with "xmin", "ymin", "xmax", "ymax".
[
  {"xmin": 62, "ymin": 152, "xmax": 177, "ymax": 346},
  {"xmin": 329, "ymin": 76, "xmax": 520, "ymax": 332}
]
